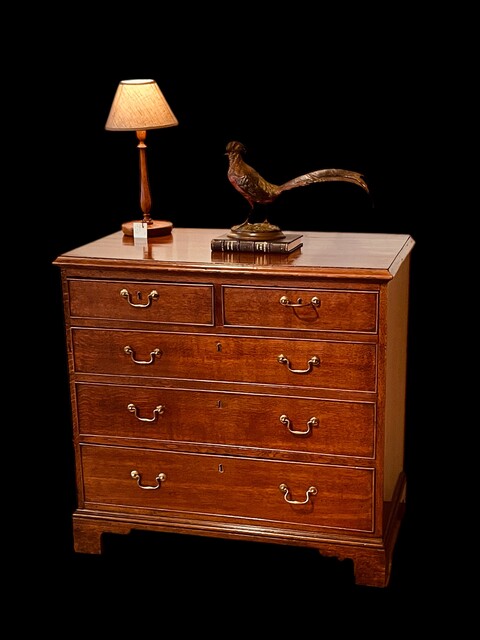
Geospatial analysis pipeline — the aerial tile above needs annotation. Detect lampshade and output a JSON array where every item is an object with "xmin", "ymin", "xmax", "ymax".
[{"xmin": 105, "ymin": 79, "xmax": 178, "ymax": 131}]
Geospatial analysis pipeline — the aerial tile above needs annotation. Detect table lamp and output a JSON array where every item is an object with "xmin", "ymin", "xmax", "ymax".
[{"xmin": 105, "ymin": 79, "xmax": 178, "ymax": 237}]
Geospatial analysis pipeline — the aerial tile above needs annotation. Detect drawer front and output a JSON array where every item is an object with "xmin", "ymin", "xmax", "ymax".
[
  {"xmin": 68, "ymin": 279, "xmax": 214, "ymax": 326},
  {"xmin": 72, "ymin": 329, "xmax": 377, "ymax": 392},
  {"xmin": 222, "ymin": 286, "xmax": 378, "ymax": 333},
  {"xmin": 76, "ymin": 383, "xmax": 376, "ymax": 458},
  {"xmin": 81, "ymin": 445, "xmax": 374, "ymax": 532}
]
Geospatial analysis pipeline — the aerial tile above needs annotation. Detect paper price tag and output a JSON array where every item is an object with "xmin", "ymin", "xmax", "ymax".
[{"xmin": 133, "ymin": 222, "xmax": 148, "ymax": 239}]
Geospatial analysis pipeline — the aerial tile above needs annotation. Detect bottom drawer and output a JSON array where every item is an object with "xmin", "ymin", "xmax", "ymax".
[{"xmin": 80, "ymin": 445, "xmax": 374, "ymax": 533}]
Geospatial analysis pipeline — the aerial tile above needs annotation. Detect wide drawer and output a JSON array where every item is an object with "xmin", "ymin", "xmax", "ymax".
[
  {"xmin": 222, "ymin": 286, "xmax": 378, "ymax": 333},
  {"xmin": 67, "ymin": 279, "xmax": 214, "ymax": 326},
  {"xmin": 76, "ymin": 383, "xmax": 376, "ymax": 458},
  {"xmin": 72, "ymin": 329, "xmax": 377, "ymax": 392},
  {"xmin": 81, "ymin": 444, "xmax": 374, "ymax": 533}
]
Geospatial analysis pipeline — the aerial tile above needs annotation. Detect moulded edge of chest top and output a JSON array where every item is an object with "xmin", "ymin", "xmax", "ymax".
[{"xmin": 54, "ymin": 263, "xmax": 401, "ymax": 290}]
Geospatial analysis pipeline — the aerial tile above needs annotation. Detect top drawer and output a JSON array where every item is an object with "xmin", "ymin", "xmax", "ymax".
[
  {"xmin": 67, "ymin": 279, "xmax": 214, "ymax": 326},
  {"xmin": 222, "ymin": 286, "xmax": 378, "ymax": 334}
]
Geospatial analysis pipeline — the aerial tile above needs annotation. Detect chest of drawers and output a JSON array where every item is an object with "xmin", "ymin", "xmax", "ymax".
[{"xmin": 54, "ymin": 228, "xmax": 415, "ymax": 587}]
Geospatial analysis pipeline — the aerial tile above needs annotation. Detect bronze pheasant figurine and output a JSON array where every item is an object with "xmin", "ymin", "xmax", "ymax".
[{"xmin": 225, "ymin": 140, "xmax": 370, "ymax": 226}]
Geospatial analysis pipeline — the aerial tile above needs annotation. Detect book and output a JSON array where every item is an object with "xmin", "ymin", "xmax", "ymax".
[{"xmin": 211, "ymin": 232, "xmax": 303, "ymax": 254}]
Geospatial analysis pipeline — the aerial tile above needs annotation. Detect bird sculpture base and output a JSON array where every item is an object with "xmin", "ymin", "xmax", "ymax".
[
  {"xmin": 228, "ymin": 221, "xmax": 286, "ymax": 241},
  {"xmin": 121, "ymin": 219, "xmax": 173, "ymax": 237}
]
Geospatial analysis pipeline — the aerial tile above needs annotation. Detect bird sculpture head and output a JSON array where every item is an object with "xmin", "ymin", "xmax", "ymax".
[{"xmin": 225, "ymin": 140, "xmax": 246, "ymax": 156}]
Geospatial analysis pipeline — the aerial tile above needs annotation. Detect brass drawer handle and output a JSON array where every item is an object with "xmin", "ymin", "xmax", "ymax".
[
  {"xmin": 279, "ymin": 295, "xmax": 320, "ymax": 308},
  {"xmin": 279, "ymin": 414, "xmax": 319, "ymax": 435},
  {"xmin": 131, "ymin": 470, "xmax": 166, "ymax": 490},
  {"xmin": 277, "ymin": 354, "xmax": 320, "ymax": 374},
  {"xmin": 127, "ymin": 403, "xmax": 165, "ymax": 422},
  {"xmin": 279, "ymin": 483, "xmax": 317, "ymax": 505},
  {"xmin": 120, "ymin": 288, "xmax": 159, "ymax": 308},
  {"xmin": 124, "ymin": 345, "xmax": 162, "ymax": 365}
]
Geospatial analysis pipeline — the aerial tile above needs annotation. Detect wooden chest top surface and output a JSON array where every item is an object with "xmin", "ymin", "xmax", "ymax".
[{"xmin": 54, "ymin": 228, "xmax": 415, "ymax": 280}]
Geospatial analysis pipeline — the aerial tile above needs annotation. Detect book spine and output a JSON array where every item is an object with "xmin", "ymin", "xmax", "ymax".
[{"xmin": 211, "ymin": 239, "xmax": 293, "ymax": 253}]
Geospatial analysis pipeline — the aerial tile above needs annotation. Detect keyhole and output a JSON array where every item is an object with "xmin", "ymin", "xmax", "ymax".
[
  {"xmin": 216, "ymin": 342, "xmax": 222, "ymax": 352},
  {"xmin": 218, "ymin": 464, "xmax": 224, "ymax": 473},
  {"xmin": 137, "ymin": 291, "xmax": 142, "ymax": 300}
]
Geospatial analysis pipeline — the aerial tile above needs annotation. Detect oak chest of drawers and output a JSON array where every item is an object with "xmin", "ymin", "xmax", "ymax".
[{"xmin": 54, "ymin": 228, "xmax": 415, "ymax": 587}]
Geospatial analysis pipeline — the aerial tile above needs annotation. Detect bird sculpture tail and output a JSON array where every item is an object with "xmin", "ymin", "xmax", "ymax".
[{"xmin": 280, "ymin": 168, "xmax": 369, "ymax": 195}]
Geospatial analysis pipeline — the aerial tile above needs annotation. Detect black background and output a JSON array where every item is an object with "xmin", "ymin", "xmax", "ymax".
[{"xmin": 26, "ymin": 12, "xmax": 452, "ymax": 623}]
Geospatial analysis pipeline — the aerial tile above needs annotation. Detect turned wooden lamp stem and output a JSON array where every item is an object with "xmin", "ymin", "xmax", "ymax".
[{"xmin": 137, "ymin": 130, "xmax": 153, "ymax": 225}]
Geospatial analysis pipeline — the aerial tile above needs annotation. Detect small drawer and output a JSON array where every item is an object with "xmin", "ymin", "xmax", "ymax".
[
  {"xmin": 81, "ymin": 444, "xmax": 375, "ymax": 533},
  {"xmin": 67, "ymin": 278, "xmax": 214, "ymax": 326},
  {"xmin": 72, "ymin": 329, "xmax": 377, "ymax": 392},
  {"xmin": 222, "ymin": 286, "xmax": 378, "ymax": 333},
  {"xmin": 76, "ymin": 383, "xmax": 376, "ymax": 458}
]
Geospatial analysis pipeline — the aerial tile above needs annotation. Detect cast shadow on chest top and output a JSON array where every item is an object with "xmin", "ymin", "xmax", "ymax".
[{"xmin": 53, "ymin": 228, "xmax": 415, "ymax": 588}]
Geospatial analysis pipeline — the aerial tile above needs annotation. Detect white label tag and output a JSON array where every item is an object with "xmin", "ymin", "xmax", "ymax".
[{"xmin": 133, "ymin": 222, "xmax": 148, "ymax": 239}]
